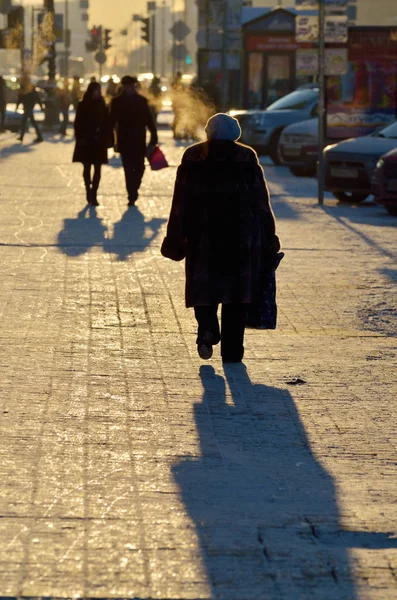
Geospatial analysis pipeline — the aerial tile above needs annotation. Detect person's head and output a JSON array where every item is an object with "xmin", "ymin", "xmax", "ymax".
[
  {"xmin": 205, "ymin": 113, "xmax": 241, "ymax": 142},
  {"xmin": 121, "ymin": 75, "xmax": 137, "ymax": 94},
  {"xmin": 90, "ymin": 76, "xmax": 97, "ymax": 82},
  {"xmin": 83, "ymin": 81, "xmax": 102, "ymax": 101},
  {"xmin": 73, "ymin": 75, "xmax": 79, "ymax": 81}
]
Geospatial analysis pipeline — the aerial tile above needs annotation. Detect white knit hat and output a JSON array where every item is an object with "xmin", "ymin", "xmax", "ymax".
[{"xmin": 205, "ymin": 112, "xmax": 241, "ymax": 141}]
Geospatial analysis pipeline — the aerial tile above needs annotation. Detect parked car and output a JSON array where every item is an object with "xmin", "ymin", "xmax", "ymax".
[
  {"xmin": 371, "ymin": 148, "xmax": 397, "ymax": 216},
  {"xmin": 278, "ymin": 118, "xmax": 318, "ymax": 176},
  {"xmin": 2, "ymin": 75, "xmax": 20, "ymax": 104},
  {"xmin": 3, "ymin": 109, "xmax": 23, "ymax": 133},
  {"xmin": 324, "ymin": 119, "xmax": 397, "ymax": 204},
  {"xmin": 231, "ymin": 88, "xmax": 319, "ymax": 163}
]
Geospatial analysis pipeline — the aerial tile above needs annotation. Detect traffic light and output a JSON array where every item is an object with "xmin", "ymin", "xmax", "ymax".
[
  {"xmin": 85, "ymin": 25, "xmax": 101, "ymax": 52},
  {"xmin": 141, "ymin": 17, "xmax": 150, "ymax": 44},
  {"xmin": 103, "ymin": 28, "xmax": 112, "ymax": 50}
]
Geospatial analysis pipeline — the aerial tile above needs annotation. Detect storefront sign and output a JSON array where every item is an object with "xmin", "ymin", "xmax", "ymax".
[
  {"xmin": 296, "ymin": 15, "xmax": 347, "ymax": 43},
  {"xmin": 296, "ymin": 49, "xmax": 317, "ymax": 75},
  {"xmin": 247, "ymin": 35, "xmax": 301, "ymax": 51},
  {"xmin": 296, "ymin": 48, "xmax": 348, "ymax": 76},
  {"xmin": 326, "ymin": 29, "xmax": 397, "ymax": 139},
  {"xmin": 295, "ymin": 0, "xmax": 347, "ymax": 9},
  {"xmin": 326, "ymin": 48, "xmax": 348, "ymax": 75}
]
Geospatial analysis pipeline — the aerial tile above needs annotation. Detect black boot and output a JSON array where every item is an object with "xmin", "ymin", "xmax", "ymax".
[
  {"xmin": 85, "ymin": 186, "xmax": 92, "ymax": 204},
  {"xmin": 90, "ymin": 187, "xmax": 99, "ymax": 206}
]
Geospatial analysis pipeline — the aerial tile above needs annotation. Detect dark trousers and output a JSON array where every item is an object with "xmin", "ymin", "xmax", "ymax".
[
  {"xmin": 59, "ymin": 108, "xmax": 69, "ymax": 134},
  {"xmin": 194, "ymin": 304, "xmax": 247, "ymax": 361},
  {"xmin": 120, "ymin": 154, "xmax": 145, "ymax": 202},
  {"xmin": 20, "ymin": 111, "xmax": 42, "ymax": 140}
]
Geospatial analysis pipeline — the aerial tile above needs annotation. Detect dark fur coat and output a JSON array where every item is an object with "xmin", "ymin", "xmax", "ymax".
[
  {"xmin": 161, "ymin": 140, "xmax": 279, "ymax": 308},
  {"xmin": 73, "ymin": 98, "xmax": 113, "ymax": 165}
]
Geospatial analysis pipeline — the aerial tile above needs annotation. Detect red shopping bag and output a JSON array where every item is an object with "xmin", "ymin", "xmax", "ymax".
[{"xmin": 148, "ymin": 146, "xmax": 169, "ymax": 171}]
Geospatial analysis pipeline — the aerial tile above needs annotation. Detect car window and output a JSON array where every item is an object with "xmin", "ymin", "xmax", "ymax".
[
  {"xmin": 376, "ymin": 120, "xmax": 397, "ymax": 139},
  {"xmin": 266, "ymin": 90, "xmax": 318, "ymax": 111}
]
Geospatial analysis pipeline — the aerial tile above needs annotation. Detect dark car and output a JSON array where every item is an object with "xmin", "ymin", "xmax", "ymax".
[
  {"xmin": 278, "ymin": 118, "xmax": 318, "ymax": 176},
  {"xmin": 231, "ymin": 88, "xmax": 319, "ymax": 163},
  {"xmin": 3, "ymin": 108, "xmax": 23, "ymax": 132},
  {"xmin": 324, "ymin": 120, "xmax": 397, "ymax": 204},
  {"xmin": 371, "ymin": 148, "xmax": 397, "ymax": 216}
]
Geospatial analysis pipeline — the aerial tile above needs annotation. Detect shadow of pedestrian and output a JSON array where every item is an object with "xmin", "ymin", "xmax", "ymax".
[
  {"xmin": 57, "ymin": 204, "xmax": 107, "ymax": 257},
  {"xmin": 0, "ymin": 142, "xmax": 33, "ymax": 160},
  {"xmin": 46, "ymin": 134, "xmax": 75, "ymax": 144},
  {"xmin": 172, "ymin": 364, "xmax": 397, "ymax": 599},
  {"xmin": 104, "ymin": 205, "xmax": 166, "ymax": 261}
]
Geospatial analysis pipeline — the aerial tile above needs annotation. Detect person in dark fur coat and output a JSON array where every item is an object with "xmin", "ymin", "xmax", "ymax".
[
  {"xmin": 161, "ymin": 112, "xmax": 280, "ymax": 363},
  {"xmin": 73, "ymin": 82, "xmax": 113, "ymax": 206}
]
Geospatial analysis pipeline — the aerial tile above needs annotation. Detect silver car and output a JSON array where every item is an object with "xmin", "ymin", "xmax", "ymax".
[
  {"xmin": 231, "ymin": 88, "xmax": 319, "ymax": 163},
  {"xmin": 324, "ymin": 120, "xmax": 397, "ymax": 204}
]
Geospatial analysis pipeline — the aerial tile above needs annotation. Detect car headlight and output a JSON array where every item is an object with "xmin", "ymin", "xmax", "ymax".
[{"xmin": 376, "ymin": 158, "xmax": 384, "ymax": 169}]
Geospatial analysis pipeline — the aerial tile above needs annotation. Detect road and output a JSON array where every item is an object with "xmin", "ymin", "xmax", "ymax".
[{"xmin": 0, "ymin": 124, "xmax": 396, "ymax": 599}]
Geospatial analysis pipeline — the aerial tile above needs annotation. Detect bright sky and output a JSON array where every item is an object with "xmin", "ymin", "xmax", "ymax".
[
  {"xmin": 21, "ymin": 0, "xmax": 183, "ymax": 31},
  {"xmin": 88, "ymin": 0, "xmax": 147, "ymax": 30}
]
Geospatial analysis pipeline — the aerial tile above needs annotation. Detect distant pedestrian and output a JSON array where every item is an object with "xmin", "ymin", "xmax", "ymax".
[
  {"xmin": 0, "ymin": 75, "xmax": 6, "ymax": 132},
  {"xmin": 72, "ymin": 81, "xmax": 113, "ymax": 206},
  {"xmin": 71, "ymin": 75, "xmax": 81, "ymax": 111},
  {"xmin": 106, "ymin": 77, "xmax": 118, "ymax": 101},
  {"xmin": 57, "ymin": 79, "xmax": 71, "ymax": 136},
  {"xmin": 16, "ymin": 82, "xmax": 44, "ymax": 143},
  {"xmin": 161, "ymin": 113, "xmax": 280, "ymax": 363},
  {"xmin": 109, "ymin": 75, "xmax": 157, "ymax": 206},
  {"xmin": 148, "ymin": 75, "xmax": 162, "ymax": 123}
]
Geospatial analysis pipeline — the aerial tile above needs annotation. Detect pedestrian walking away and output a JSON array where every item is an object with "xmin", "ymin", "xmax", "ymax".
[
  {"xmin": 16, "ymin": 81, "xmax": 44, "ymax": 143},
  {"xmin": 161, "ymin": 112, "xmax": 281, "ymax": 363},
  {"xmin": 71, "ymin": 75, "xmax": 82, "ymax": 111},
  {"xmin": 72, "ymin": 82, "xmax": 113, "ymax": 206},
  {"xmin": 110, "ymin": 75, "xmax": 158, "ymax": 206},
  {"xmin": 106, "ymin": 77, "xmax": 119, "ymax": 102},
  {"xmin": 0, "ymin": 75, "xmax": 7, "ymax": 132},
  {"xmin": 148, "ymin": 75, "xmax": 162, "ymax": 123},
  {"xmin": 57, "ymin": 79, "xmax": 71, "ymax": 136}
]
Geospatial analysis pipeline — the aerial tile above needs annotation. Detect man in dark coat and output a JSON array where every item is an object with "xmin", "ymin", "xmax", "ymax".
[
  {"xmin": 109, "ymin": 75, "xmax": 158, "ymax": 206},
  {"xmin": 161, "ymin": 113, "xmax": 280, "ymax": 363},
  {"xmin": 16, "ymin": 82, "xmax": 44, "ymax": 143}
]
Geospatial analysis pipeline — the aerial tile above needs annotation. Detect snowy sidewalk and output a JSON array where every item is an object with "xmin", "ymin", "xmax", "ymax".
[{"xmin": 0, "ymin": 129, "xmax": 396, "ymax": 599}]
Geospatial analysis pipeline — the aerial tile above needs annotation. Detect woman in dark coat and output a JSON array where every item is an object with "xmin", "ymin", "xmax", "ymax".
[
  {"xmin": 161, "ymin": 113, "xmax": 280, "ymax": 363},
  {"xmin": 73, "ymin": 81, "xmax": 113, "ymax": 205}
]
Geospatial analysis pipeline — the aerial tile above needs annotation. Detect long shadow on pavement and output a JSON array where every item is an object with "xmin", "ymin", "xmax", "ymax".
[
  {"xmin": 57, "ymin": 204, "xmax": 107, "ymax": 256},
  {"xmin": 104, "ymin": 206, "xmax": 166, "ymax": 261},
  {"xmin": 172, "ymin": 364, "xmax": 397, "ymax": 599}
]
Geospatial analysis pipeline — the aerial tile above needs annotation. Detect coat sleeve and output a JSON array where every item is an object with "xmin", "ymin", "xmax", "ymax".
[
  {"xmin": 144, "ymin": 100, "xmax": 158, "ymax": 147},
  {"xmin": 161, "ymin": 164, "xmax": 188, "ymax": 261},
  {"xmin": 109, "ymin": 97, "xmax": 118, "ymax": 129},
  {"xmin": 103, "ymin": 107, "xmax": 114, "ymax": 148},
  {"xmin": 73, "ymin": 103, "xmax": 83, "ymax": 139},
  {"xmin": 253, "ymin": 161, "xmax": 280, "ymax": 252}
]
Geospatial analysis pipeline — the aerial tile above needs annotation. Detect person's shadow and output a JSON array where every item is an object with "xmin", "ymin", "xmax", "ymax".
[
  {"xmin": 172, "ymin": 364, "xmax": 397, "ymax": 598},
  {"xmin": 57, "ymin": 205, "xmax": 107, "ymax": 257},
  {"xmin": 104, "ymin": 205, "xmax": 166, "ymax": 261}
]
